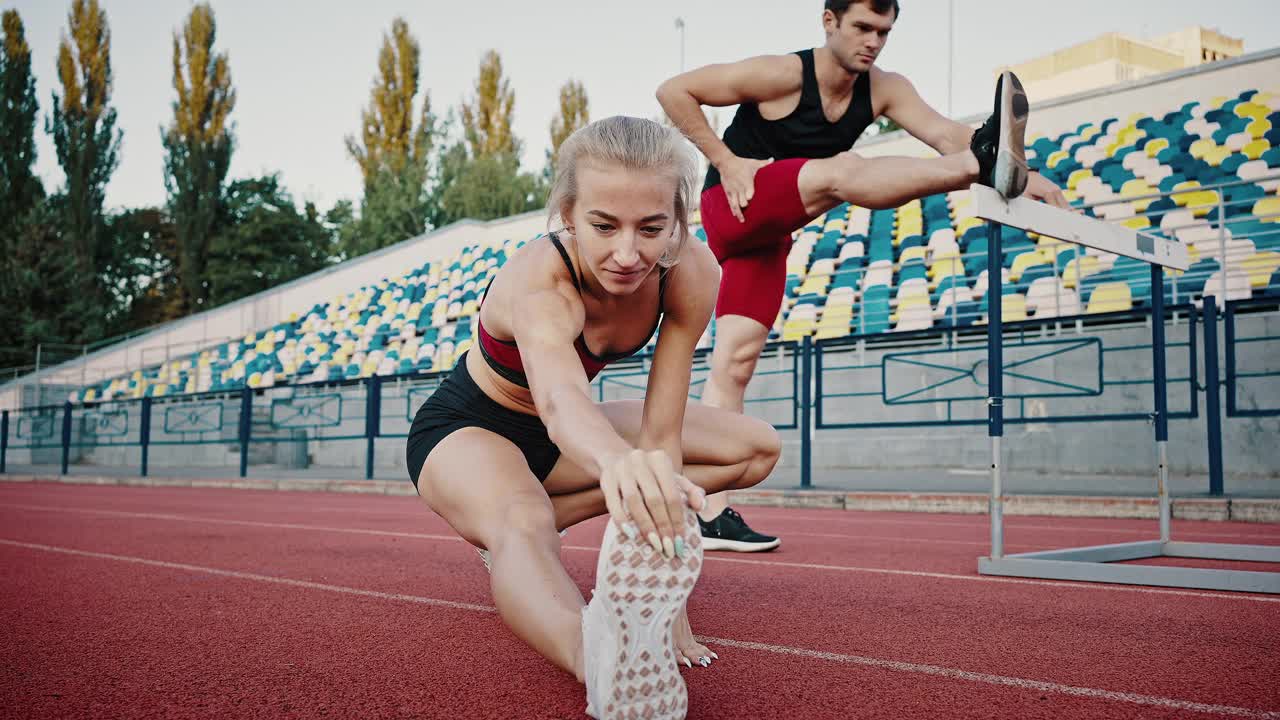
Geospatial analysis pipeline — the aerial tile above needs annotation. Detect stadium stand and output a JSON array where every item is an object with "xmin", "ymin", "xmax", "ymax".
[{"xmin": 69, "ymin": 87, "xmax": 1280, "ymax": 403}]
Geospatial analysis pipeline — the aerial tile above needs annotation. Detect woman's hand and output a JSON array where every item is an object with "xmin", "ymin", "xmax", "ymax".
[{"xmin": 600, "ymin": 449, "xmax": 706, "ymax": 558}]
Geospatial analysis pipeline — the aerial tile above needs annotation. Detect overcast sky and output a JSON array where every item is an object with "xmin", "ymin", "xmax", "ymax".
[{"xmin": 6, "ymin": 0, "xmax": 1277, "ymax": 213}]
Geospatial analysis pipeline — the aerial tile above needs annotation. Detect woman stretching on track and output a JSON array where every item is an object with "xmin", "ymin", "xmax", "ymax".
[{"xmin": 405, "ymin": 116, "xmax": 782, "ymax": 720}]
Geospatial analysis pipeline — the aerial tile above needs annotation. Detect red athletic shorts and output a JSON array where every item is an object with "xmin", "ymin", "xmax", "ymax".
[{"xmin": 699, "ymin": 158, "xmax": 815, "ymax": 327}]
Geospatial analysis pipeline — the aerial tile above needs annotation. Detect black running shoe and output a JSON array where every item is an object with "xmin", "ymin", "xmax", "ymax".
[
  {"xmin": 970, "ymin": 70, "xmax": 1030, "ymax": 199},
  {"xmin": 698, "ymin": 507, "xmax": 780, "ymax": 552}
]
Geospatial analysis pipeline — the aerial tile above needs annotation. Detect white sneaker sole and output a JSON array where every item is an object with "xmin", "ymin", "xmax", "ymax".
[
  {"xmin": 995, "ymin": 70, "xmax": 1030, "ymax": 199},
  {"xmin": 592, "ymin": 509, "xmax": 703, "ymax": 720},
  {"xmin": 700, "ymin": 536, "xmax": 781, "ymax": 553}
]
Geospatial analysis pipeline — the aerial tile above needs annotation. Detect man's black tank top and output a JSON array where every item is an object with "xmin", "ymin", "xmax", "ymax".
[{"xmin": 703, "ymin": 48, "xmax": 875, "ymax": 192}]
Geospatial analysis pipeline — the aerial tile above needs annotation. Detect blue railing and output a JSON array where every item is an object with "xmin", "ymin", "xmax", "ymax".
[
  {"xmin": 0, "ymin": 303, "xmax": 1273, "ymax": 491},
  {"xmin": 1224, "ymin": 296, "xmax": 1280, "ymax": 418}
]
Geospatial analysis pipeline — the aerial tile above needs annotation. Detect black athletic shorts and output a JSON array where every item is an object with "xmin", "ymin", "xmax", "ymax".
[{"xmin": 405, "ymin": 352, "xmax": 561, "ymax": 489}]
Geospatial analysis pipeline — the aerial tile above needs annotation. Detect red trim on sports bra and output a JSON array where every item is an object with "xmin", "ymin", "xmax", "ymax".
[{"xmin": 473, "ymin": 232, "xmax": 668, "ymax": 389}]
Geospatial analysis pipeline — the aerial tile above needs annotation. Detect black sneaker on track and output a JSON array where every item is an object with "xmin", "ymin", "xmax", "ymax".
[
  {"xmin": 698, "ymin": 507, "xmax": 780, "ymax": 552},
  {"xmin": 971, "ymin": 70, "xmax": 1030, "ymax": 199}
]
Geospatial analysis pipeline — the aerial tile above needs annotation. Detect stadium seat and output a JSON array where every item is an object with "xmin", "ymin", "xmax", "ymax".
[{"xmin": 1085, "ymin": 283, "xmax": 1133, "ymax": 314}]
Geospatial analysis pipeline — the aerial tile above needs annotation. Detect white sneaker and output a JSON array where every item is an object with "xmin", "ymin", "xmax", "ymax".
[{"xmin": 582, "ymin": 508, "xmax": 703, "ymax": 720}]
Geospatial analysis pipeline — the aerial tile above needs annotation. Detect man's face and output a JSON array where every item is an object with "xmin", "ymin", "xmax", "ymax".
[{"xmin": 824, "ymin": 3, "xmax": 895, "ymax": 73}]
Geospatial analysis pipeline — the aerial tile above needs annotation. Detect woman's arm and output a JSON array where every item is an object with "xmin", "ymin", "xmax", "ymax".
[
  {"xmin": 637, "ymin": 243, "xmax": 719, "ymax": 478},
  {"xmin": 510, "ymin": 270, "xmax": 692, "ymax": 556}
]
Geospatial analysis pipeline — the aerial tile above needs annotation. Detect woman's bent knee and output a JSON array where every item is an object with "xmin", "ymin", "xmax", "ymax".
[{"xmin": 489, "ymin": 498, "xmax": 560, "ymax": 551}]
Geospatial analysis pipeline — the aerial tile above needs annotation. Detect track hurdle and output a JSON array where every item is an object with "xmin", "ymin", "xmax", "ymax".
[{"xmin": 968, "ymin": 183, "xmax": 1280, "ymax": 594}]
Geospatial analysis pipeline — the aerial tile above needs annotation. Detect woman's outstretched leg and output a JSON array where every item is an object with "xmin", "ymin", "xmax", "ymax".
[{"xmin": 417, "ymin": 427, "xmax": 587, "ymax": 680}]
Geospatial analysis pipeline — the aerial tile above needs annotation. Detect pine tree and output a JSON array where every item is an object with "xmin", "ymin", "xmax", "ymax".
[
  {"xmin": 460, "ymin": 50, "xmax": 517, "ymax": 159},
  {"xmin": 343, "ymin": 17, "xmax": 435, "ymax": 255},
  {"xmin": 0, "ymin": 10, "xmax": 43, "ymax": 233},
  {"xmin": 162, "ymin": 2, "xmax": 235, "ymax": 313},
  {"xmin": 346, "ymin": 17, "xmax": 433, "ymax": 183},
  {"xmin": 45, "ymin": 0, "xmax": 122, "ymax": 341},
  {"xmin": 548, "ymin": 78, "xmax": 589, "ymax": 174}
]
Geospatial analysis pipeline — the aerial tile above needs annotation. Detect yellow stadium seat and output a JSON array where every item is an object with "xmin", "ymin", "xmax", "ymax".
[
  {"xmin": 898, "ymin": 246, "xmax": 927, "ymax": 265},
  {"xmin": 1170, "ymin": 180, "xmax": 1202, "ymax": 205},
  {"xmin": 1203, "ymin": 146, "xmax": 1233, "ymax": 167},
  {"xmin": 1247, "ymin": 118, "xmax": 1272, "ymax": 139},
  {"xmin": 1181, "ymin": 190, "xmax": 1220, "ymax": 217},
  {"xmin": 1254, "ymin": 197, "xmax": 1280, "ymax": 222},
  {"xmin": 956, "ymin": 216, "xmax": 983, "ymax": 237},
  {"xmin": 1121, "ymin": 216, "xmax": 1151, "ymax": 230},
  {"xmin": 1067, "ymin": 169, "xmax": 1093, "ymax": 190},
  {"xmin": 1240, "ymin": 252, "xmax": 1280, "ymax": 288},
  {"xmin": 929, "ymin": 249, "xmax": 963, "ymax": 280},
  {"xmin": 1117, "ymin": 127, "xmax": 1146, "ymax": 145},
  {"xmin": 1119, "ymin": 179, "xmax": 1156, "ymax": 211},
  {"xmin": 1144, "ymin": 137, "xmax": 1169, "ymax": 158},
  {"xmin": 798, "ymin": 276, "xmax": 829, "ymax": 296},
  {"xmin": 1062, "ymin": 255, "xmax": 1101, "ymax": 289},
  {"xmin": 1000, "ymin": 294, "xmax": 1028, "ymax": 322},
  {"xmin": 1008, "ymin": 251, "xmax": 1048, "ymax": 281},
  {"xmin": 1235, "ymin": 102, "xmax": 1268, "ymax": 120},
  {"xmin": 1086, "ymin": 283, "xmax": 1133, "ymax": 314},
  {"xmin": 1243, "ymin": 139, "xmax": 1269, "ymax": 161},
  {"xmin": 1046, "ymin": 150, "xmax": 1068, "ymax": 168},
  {"xmin": 1189, "ymin": 138, "xmax": 1216, "ymax": 160},
  {"xmin": 889, "ymin": 293, "xmax": 930, "ymax": 324}
]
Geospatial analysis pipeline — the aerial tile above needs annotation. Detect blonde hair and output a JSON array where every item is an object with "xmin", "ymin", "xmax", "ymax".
[{"xmin": 547, "ymin": 116, "xmax": 699, "ymax": 268}]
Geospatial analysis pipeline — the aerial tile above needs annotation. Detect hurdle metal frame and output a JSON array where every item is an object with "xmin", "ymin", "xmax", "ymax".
[{"xmin": 968, "ymin": 184, "xmax": 1280, "ymax": 594}]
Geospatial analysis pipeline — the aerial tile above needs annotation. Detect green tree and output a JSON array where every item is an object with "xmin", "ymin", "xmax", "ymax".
[
  {"xmin": 0, "ymin": 197, "xmax": 80, "ymax": 356},
  {"xmin": 45, "ymin": 0, "xmax": 121, "ymax": 340},
  {"xmin": 163, "ymin": 2, "xmax": 235, "ymax": 314},
  {"xmin": 344, "ymin": 17, "xmax": 435, "ymax": 256},
  {"xmin": 436, "ymin": 151, "xmax": 541, "ymax": 224},
  {"xmin": 105, "ymin": 206, "xmax": 182, "ymax": 332},
  {"xmin": 0, "ymin": 10, "xmax": 43, "ymax": 234},
  {"xmin": 460, "ymin": 50, "xmax": 517, "ymax": 159},
  {"xmin": 206, "ymin": 175, "xmax": 335, "ymax": 306},
  {"xmin": 428, "ymin": 52, "xmax": 541, "ymax": 227},
  {"xmin": 548, "ymin": 78, "xmax": 589, "ymax": 174}
]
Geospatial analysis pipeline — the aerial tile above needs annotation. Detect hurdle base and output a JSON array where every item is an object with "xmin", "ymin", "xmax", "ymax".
[{"xmin": 978, "ymin": 540, "xmax": 1280, "ymax": 594}]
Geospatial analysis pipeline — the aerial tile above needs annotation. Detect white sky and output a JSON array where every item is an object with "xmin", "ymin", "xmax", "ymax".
[{"xmin": 6, "ymin": 0, "xmax": 1278, "ymax": 213}]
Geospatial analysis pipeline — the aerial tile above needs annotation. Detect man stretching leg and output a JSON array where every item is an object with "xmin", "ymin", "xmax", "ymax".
[{"xmin": 657, "ymin": 0, "xmax": 1068, "ymax": 551}]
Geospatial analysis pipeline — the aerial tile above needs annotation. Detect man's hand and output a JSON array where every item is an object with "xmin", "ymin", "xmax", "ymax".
[
  {"xmin": 1024, "ymin": 171, "xmax": 1070, "ymax": 210},
  {"xmin": 718, "ymin": 155, "xmax": 774, "ymax": 222}
]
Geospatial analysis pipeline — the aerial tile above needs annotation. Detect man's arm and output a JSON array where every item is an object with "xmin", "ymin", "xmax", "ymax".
[
  {"xmin": 657, "ymin": 54, "xmax": 801, "ymax": 221},
  {"xmin": 656, "ymin": 54, "xmax": 799, "ymax": 169},
  {"xmin": 877, "ymin": 70, "xmax": 973, "ymax": 155}
]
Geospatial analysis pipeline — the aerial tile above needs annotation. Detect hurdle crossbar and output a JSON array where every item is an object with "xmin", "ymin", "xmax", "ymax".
[{"xmin": 968, "ymin": 184, "xmax": 1280, "ymax": 594}]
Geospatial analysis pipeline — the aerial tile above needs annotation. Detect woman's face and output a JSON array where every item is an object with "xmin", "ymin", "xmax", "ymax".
[{"xmin": 565, "ymin": 161, "xmax": 678, "ymax": 296}]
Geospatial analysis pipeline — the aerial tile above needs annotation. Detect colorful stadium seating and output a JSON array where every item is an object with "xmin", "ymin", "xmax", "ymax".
[{"xmin": 70, "ymin": 87, "xmax": 1280, "ymax": 403}]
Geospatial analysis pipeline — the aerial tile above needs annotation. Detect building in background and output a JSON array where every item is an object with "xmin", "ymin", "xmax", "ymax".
[{"xmin": 1000, "ymin": 26, "xmax": 1244, "ymax": 102}]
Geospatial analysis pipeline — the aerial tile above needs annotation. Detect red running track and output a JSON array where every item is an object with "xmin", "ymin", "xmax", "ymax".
[{"xmin": 1, "ymin": 482, "xmax": 1278, "ymax": 719}]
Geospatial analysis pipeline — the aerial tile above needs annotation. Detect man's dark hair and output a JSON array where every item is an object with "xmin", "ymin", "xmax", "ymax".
[{"xmin": 825, "ymin": 0, "xmax": 900, "ymax": 20}]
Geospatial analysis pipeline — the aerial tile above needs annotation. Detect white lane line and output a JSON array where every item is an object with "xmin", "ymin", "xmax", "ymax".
[
  {"xmin": 5, "ymin": 502, "xmax": 1279, "ymax": 604},
  {"xmin": 0, "ymin": 538, "xmax": 494, "ymax": 613},
  {"xmin": 0, "ymin": 503, "xmax": 458, "ymax": 542},
  {"xmin": 702, "ymin": 636, "xmax": 1280, "ymax": 719},
  {"xmin": 2, "ymin": 538, "xmax": 1275, "ymax": 720}
]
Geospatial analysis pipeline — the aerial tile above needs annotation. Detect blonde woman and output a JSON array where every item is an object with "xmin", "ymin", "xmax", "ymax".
[{"xmin": 406, "ymin": 116, "xmax": 781, "ymax": 720}]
